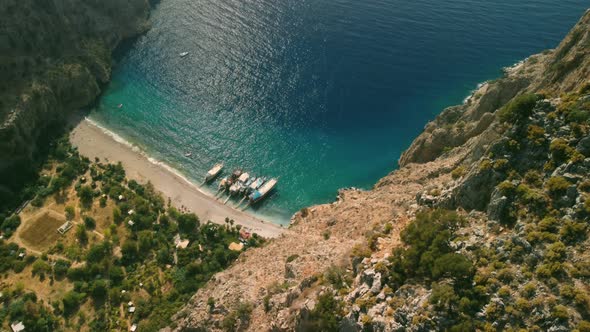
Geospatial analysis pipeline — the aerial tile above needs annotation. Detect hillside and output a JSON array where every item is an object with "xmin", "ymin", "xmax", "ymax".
[
  {"xmin": 0, "ymin": 0, "xmax": 152, "ymax": 210},
  {"xmin": 166, "ymin": 9, "xmax": 590, "ymax": 331}
]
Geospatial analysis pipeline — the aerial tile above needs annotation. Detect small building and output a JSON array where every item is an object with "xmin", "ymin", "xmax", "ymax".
[
  {"xmin": 128, "ymin": 220, "xmax": 135, "ymax": 226},
  {"xmin": 11, "ymin": 321, "xmax": 25, "ymax": 332},
  {"xmin": 128, "ymin": 306, "xmax": 136, "ymax": 313},
  {"xmin": 127, "ymin": 301, "xmax": 134, "ymax": 307},
  {"xmin": 57, "ymin": 221, "xmax": 73, "ymax": 235},
  {"xmin": 18, "ymin": 252, "xmax": 26, "ymax": 259},
  {"xmin": 130, "ymin": 324, "xmax": 138, "ymax": 332},
  {"xmin": 118, "ymin": 195, "xmax": 125, "ymax": 201},
  {"xmin": 128, "ymin": 209, "xmax": 135, "ymax": 215}
]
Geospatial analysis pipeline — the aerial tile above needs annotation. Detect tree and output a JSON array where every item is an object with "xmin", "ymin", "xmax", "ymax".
[
  {"xmin": 301, "ymin": 293, "xmax": 343, "ymax": 331},
  {"xmin": 112, "ymin": 207, "xmax": 123, "ymax": 224},
  {"xmin": 138, "ymin": 231, "xmax": 154, "ymax": 255},
  {"xmin": 32, "ymin": 259, "xmax": 51, "ymax": 277},
  {"xmin": 90, "ymin": 279, "xmax": 108, "ymax": 302},
  {"xmin": 430, "ymin": 282, "xmax": 459, "ymax": 313},
  {"xmin": 54, "ymin": 259, "xmax": 71, "ymax": 278},
  {"xmin": 178, "ymin": 213, "xmax": 199, "ymax": 234},
  {"xmin": 62, "ymin": 291, "xmax": 85, "ymax": 316},
  {"xmin": 432, "ymin": 253, "xmax": 474, "ymax": 282},
  {"xmin": 76, "ymin": 224, "xmax": 88, "ymax": 245},
  {"xmin": 1, "ymin": 215, "xmax": 21, "ymax": 237},
  {"xmin": 121, "ymin": 240, "xmax": 138, "ymax": 265},
  {"xmin": 78, "ymin": 185, "xmax": 94, "ymax": 208},
  {"xmin": 498, "ymin": 93, "xmax": 539, "ymax": 123},
  {"xmin": 83, "ymin": 216, "xmax": 96, "ymax": 230},
  {"xmin": 65, "ymin": 206, "xmax": 75, "ymax": 221}
]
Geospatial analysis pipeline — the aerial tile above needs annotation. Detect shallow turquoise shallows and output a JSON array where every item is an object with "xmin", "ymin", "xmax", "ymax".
[{"xmin": 90, "ymin": 0, "xmax": 588, "ymax": 224}]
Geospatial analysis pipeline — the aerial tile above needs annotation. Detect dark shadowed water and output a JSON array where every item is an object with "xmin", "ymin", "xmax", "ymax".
[{"xmin": 90, "ymin": 0, "xmax": 588, "ymax": 224}]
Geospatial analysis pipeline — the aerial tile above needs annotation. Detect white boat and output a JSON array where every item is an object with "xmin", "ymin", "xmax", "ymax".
[
  {"xmin": 237, "ymin": 172, "xmax": 250, "ymax": 183},
  {"xmin": 184, "ymin": 152, "xmax": 192, "ymax": 157},
  {"xmin": 249, "ymin": 178, "xmax": 277, "ymax": 203},
  {"xmin": 229, "ymin": 182, "xmax": 241, "ymax": 196},
  {"xmin": 205, "ymin": 163, "xmax": 224, "ymax": 182},
  {"xmin": 249, "ymin": 177, "xmax": 265, "ymax": 191},
  {"xmin": 180, "ymin": 52, "xmax": 189, "ymax": 57},
  {"xmin": 218, "ymin": 177, "xmax": 228, "ymax": 190}
]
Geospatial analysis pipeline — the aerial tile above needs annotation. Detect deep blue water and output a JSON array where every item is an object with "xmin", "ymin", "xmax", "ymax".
[{"xmin": 90, "ymin": 0, "xmax": 588, "ymax": 224}]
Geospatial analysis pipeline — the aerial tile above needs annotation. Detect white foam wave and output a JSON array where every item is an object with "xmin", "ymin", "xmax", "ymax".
[{"xmin": 84, "ymin": 117, "xmax": 209, "ymax": 196}]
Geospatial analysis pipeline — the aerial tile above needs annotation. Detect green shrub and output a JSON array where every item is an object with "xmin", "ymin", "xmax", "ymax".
[
  {"xmin": 527, "ymin": 125, "xmax": 546, "ymax": 145},
  {"xmin": 31, "ymin": 196, "xmax": 44, "ymax": 207},
  {"xmin": 497, "ymin": 181, "xmax": 516, "ymax": 195},
  {"xmin": 524, "ymin": 170, "xmax": 543, "ymax": 187},
  {"xmin": 286, "ymin": 254, "xmax": 299, "ymax": 263},
  {"xmin": 566, "ymin": 109, "xmax": 590, "ymax": 124},
  {"xmin": 300, "ymin": 293, "xmax": 343, "ymax": 331},
  {"xmin": 521, "ymin": 282, "xmax": 536, "ymax": 298},
  {"xmin": 83, "ymin": 216, "xmax": 96, "ymax": 230},
  {"xmin": 578, "ymin": 321, "xmax": 590, "ymax": 332},
  {"xmin": 451, "ymin": 166, "xmax": 467, "ymax": 180},
  {"xmin": 65, "ymin": 206, "xmax": 75, "ymax": 221},
  {"xmin": 498, "ymin": 94, "xmax": 539, "ymax": 123},
  {"xmin": 545, "ymin": 176, "xmax": 570, "ymax": 196},
  {"xmin": 550, "ymin": 138, "xmax": 574, "ymax": 164},
  {"xmin": 552, "ymin": 304, "xmax": 569, "ymax": 322},
  {"xmin": 560, "ymin": 220, "xmax": 587, "ymax": 244},
  {"xmin": 77, "ymin": 185, "xmax": 94, "ymax": 209}
]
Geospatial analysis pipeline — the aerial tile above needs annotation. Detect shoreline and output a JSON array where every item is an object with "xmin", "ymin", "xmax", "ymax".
[{"xmin": 70, "ymin": 118, "xmax": 286, "ymax": 239}]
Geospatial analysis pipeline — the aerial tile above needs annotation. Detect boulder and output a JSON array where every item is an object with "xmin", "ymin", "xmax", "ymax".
[
  {"xmin": 370, "ymin": 273, "xmax": 382, "ymax": 295},
  {"xmin": 487, "ymin": 190, "xmax": 511, "ymax": 224},
  {"xmin": 576, "ymin": 136, "xmax": 590, "ymax": 156}
]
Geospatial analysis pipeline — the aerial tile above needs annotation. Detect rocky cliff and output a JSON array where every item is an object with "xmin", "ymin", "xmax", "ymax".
[
  {"xmin": 166, "ymin": 9, "xmax": 590, "ymax": 332},
  {"xmin": 0, "ymin": 0, "xmax": 152, "ymax": 205}
]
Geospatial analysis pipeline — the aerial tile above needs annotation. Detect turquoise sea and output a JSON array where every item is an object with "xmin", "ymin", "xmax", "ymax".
[{"xmin": 90, "ymin": 0, "xmax": 588, "ymax": 224}]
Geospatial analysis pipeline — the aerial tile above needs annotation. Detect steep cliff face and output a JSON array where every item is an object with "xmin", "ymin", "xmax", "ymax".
[
  {"xmin": 0, "ymin": 0, "xmax": 152, "ymax": 203},
  {"xmin": 166, "ymin": 9, "xmax": 590, "ymax": 332}
]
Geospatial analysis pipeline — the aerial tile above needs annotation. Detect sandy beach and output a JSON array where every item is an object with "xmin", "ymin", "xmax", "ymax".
[{"xmin": 70, "ymin": 118, "xmax": 286, "ymax": 238}]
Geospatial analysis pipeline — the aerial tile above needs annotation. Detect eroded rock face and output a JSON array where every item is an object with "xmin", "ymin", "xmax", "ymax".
[
  {"xmin": 0, "ymin": 0, "xmax": 152, "ymax": 201},
  {"xmin": 398, "ymin": 76, "xmax": 532, "ymax": 167}
]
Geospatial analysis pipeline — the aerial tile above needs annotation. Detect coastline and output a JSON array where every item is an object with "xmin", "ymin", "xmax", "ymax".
[{"xmin": 70, "ymin": 118, "xmax": 286, "ymax": 239}]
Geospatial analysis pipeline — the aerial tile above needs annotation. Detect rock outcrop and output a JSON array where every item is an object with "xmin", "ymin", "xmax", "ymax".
[{"xmin": 0, "ymin": 0, "xmax": 153, "ymax": 204}]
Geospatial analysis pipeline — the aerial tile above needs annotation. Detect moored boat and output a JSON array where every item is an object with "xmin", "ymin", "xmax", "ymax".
[
  {"xmin": 230, "ymin": 172, "xmax": 249, "ymax": 195},
  {"xmin": 218, "ymin": 177, "xmax": 228, "ymax": 190},
  {"xmin": 242, "ymin": 177, "xmax": 256, "ymax": 195},
  {"xmin": 180, "ymin": 52, "xmax": 189, "ymax": 57},
  {"xmin": 237, "ymin": 172, "xmax": 250, "ymax": 183},
  {"xmin": 230, "ymin": 169, "xmax": 243, "ymax": 182},
  {"xmin": 205, "ymin": 163, "xmax": 224, "ymax": 182},
  {"xmin": 249, "ymin": 178, "xmax": 277, "ymax": 203},
  {"xmin": 229, "ymin": 182, "xmax": 241, "ymax": 196},
  {"xmin": 249, "ymin": 177, "xmax": 265, "ymax": 191}
]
